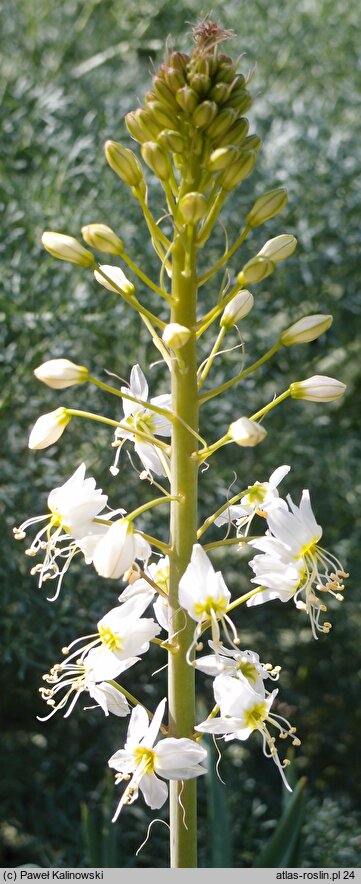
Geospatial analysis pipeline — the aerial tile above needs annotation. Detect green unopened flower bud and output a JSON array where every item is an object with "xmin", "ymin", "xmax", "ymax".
[
  {"xmin": 242, "ymin": 134, "xmax": 262, "ymax": 152},
  {"xmin": 258, "ymin": 234, "xmax": 297, "ymax": 263},
  {"xmin": 164, "ymin": 67, "xmax": 186, "ymax": 92},
  {"xmin": 94, "ymin": 264, "xmax": 135, "ymax": 296},
  {"xmin": 209, "ymin": 82, "xmax": 230, "ymax": 103},
  {"xmin": 162, "ymin": 323, "xmax": 191, "ymax": 349},
  {"xmin": 28, "ymin": 407, "xmax": 71, "ymax": 450},
  {"xmin": 206, "ymin": 107, "xmax": 238, "ymax": 139},
  {"xmin": 157, "ymin": 129, "xmax": 185, "ymax": 154},
  {"xmin": 179, "ymin": 192, "xmax": 208, "ymax": 225},
  {"xmin": 207, "ymin": 146, "xmax": 240, "ymax": 172},
  {"xmin": 41, "ymin": 232, "xmax": 94, "ymax": 267},
  {"xmin": 105, "ymin": 141, "xmax": 144, "ymax": 188},
  {"xmin": 225, "ymin": 89, "xmax": 252, "ymax": 114},
  {"xmin": 169, "ymin": 51, "xmax": 189, "ymax": 72},
  {"xmin": 141, "ymin": 142, "xmax": 171, "ymax": 181},
  {"xmin": 192, "ymin": 100, "xmax": 218, "ymax": 129},
  {"xmin": 228, "ymin": 417, "xmax": 267, "ymax": 447},
  {"xmin": 81, "ymin": 224, "xmax": 124, "ymax": 255},
  {"xmin": 237, "ymin": 255, "xmax": 275, "ymax": 285},
  {"xmin": 220, "ymin": 151, "xmax": 257, "ymax": 190},
  {"xmin": 176, "ymin": 86, "xmax": 199, "ymax": 115},
  {"xmin": 216, "ymin": 61, "xmax": 238, "ymax": 84},
  {"xmin": 214, "ymin": 117, "xmax": 249, "ymax": 147},
  {"xmin": 220, "ymin": 290, "xmax": 254, "ymax": 329},
  {"xmin": 152, "ymin": 77, "xmax": 179, "ymax": 110},
  {"xmin": 124, "ymin": 110, "xmax": 147, "ymax": 143},
  {"xmin": 125, "ymin": 109, "xmax": 160, "ymax": 142},
  {"xmin": 189, "ymin": 73, "xmax": 211, "ymax": 95},
  {"xmin": 34, "ymin": 358, "xmax": 89, "ymax": 389},
  {"xmin": 147, "ymin": 101, "xmax": 176, "ymax": 130},
  {"xmin": 289, "ymin": 375, "xmax": 346, "ymax": 402},
  {"xmin": 247, "ymin": 188, "xmax": 288, "ymax": 227},
  {"xmin": 281, "ymin": 315, "xmax": 333, "ymax": 347}
]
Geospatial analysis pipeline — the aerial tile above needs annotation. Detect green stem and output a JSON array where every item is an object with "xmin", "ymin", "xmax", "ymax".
[
  {"xmin": 67, "ymin": 408, "xmax": 171, "ymax": 450},
  {"xmin": 197, "ymin": 487, "xmax": 249, "ymax": 538},
  {"xmin": 195, "ymin": 280, "xmax": 240, "ymax": 337},
  {"xmin": 127, "ymin": 495, "xmax": 179, "ymax": 523},
  {"xmin": 95, "ymin": 265, "xmax": 166, "ymax": 330},
  {"xmin": 203, "ymin": 535, "xmax": 257, "ymax": 552},
  {"xmin": 168, "ymin": 230, "xmax": 199, "ymax": 868},
  {"xmin": 199, "ymin": 342, "xmax": 281, "ymax": 403},
  {"xmin": 197, "ymin": 223, "xmax": 250, "ymax": 286},
  {"xmin": 120, "ymin": 249, "xmax": 171, "ymax": 302},
  {"xmin": 197, "ymin": 327, "xmax": 226, "ymax": 390},
  {"xmin": 107, "ymin": 680, "xmax": 167, "ymax": 734},
  {"xmin": 250, "ymin": 389, "xmax": 291, "ymax": 421},
  {"xmin": 197, "ymin": 188, "xmax": 226, "ymax": 246}
]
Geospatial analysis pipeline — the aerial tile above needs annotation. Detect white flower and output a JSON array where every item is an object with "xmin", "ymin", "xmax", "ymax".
[
  {"xmin": 13, "ymin": 464, "xmax": 108, "ymax": 598},
  {"xmin": 81, "ymin": 224, "xmax": 124, "ymax": 255},
  {"xmin": 195, "ymin": 641, "xmax": 280, "ymax": 691},
  {"xmin": 108, "ymin": 698, "xmax": 207, "ymax": 820},
  {"xmin": 111, "ymin": 364, "xmax": 172, "ymax": 477},
  {"xmin": 258, "ymin": 234, "xmax": 297, "ymax": 263},
  {"xmin": 28, "ymin": 407, "xmax": 71, "ymax": 449},
  {"xmin": 162, "ymin": 323, "xmax": 191, "ymax": 349},
  {"xmin": 228, "ymin": 417, "xmax": 267, "ymax": 447},
  {"xmin": 215, "ymin": 465, "xmax": 290, "ymax": 534},
  {"xmin": 39, "ymin": 647, "xmax": 133, "ymax": 721},
  {"xmin": 289, "ymin": 375, "xmax": 346, "ymax": 402},
  {"xmin": 94, "ymin": 264, "xmax": 135, "ymax": 296},
  {"xmin": 280, "ymin": 315, "xmax": 333, "ymax": 347},
  {"xmin": 195, "ymin": 675, "xmax": 299, "ymax": 790},
  {"xmin": 41, "ymin": 232, "xmax": 94, "ymax": 267},
  {"xmin": 92, "ymin": 518, "xmax": 151, "ymax": 579},
  {"xmin": 34, "ymin": 359, "xmax": 89, "ymax": 389},
  {"xmin": 248, "ymin": 490, "xmax": 349, "ymax": 637},
  {"xmin": 179, "ymin": 544, "xmax": 235, "ymax": 658},
  {"xmin": 220, "ymin": 290, "xmax": 254, "ymax": 329},
  {"xmin": 118, "ymin": 556, "xmax": 170, "ymax": 631}
]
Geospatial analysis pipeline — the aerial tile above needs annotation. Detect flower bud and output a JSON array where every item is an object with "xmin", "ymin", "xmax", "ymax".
[
  {"xmin": 162, "ymin": 323, "xmax": 191, "ymax": 349},
  {"xmin": 206, "ymin": 107, "xmax": 238, "ymax": 139},
  {"xmin": 104, "ymin": 141, "xmax": 144, "ymax": 188},
  {"xmin": 192, "ymin": 100, "xmax": 218, "ymax": 129},
  {"xmin": 178, "ymin": 192, "xmax": 208, "ymax": 225},
  {"xmin": 152, "ymin": 77, "xmax": 179, "ymax": 110},
  {"xmin": 146, "ymin": 101, "xmax": 176, "ymax": 130},
  {"xmin": 207, "ymin": 146, "xmax": 240, "ymax": 172},
  {"xmin": 220, "ymin": 290, "xmax": 254, "ymax": 329},
  {"xmin": 258, "ymin": 234, "xmax": 297, "ymax": 263},
  {"xmin": 81, "ymin": 224, "xmax": 124, "ymax": 255},
  {"xmin": 242, "ymin": 134, "xmax": 262, "ymax": 152},
  {"xmin": 34, "ymin": 359, "xmax": 89, "ymax": 389},
  {"xmin": 220, "ymin": 151, "xmax": 257, "ymax": 190},
  {"xmin": 94, "ymin": 265, "xmax": 135, "ymax": 296},
  {"xmin": 175, "ymin": 86, "xmax": 199, "ymax": 115},
  {"xmin": 189, "ymin": 73, "xmax": 211, "ymax": 95},
  {"xmin": 41, "ymin": 232, "xmax": 94, "ymax": 267},
  {"xmin": 164, "ymin": 67, "xmax": 186, "ymax": 92},
  {"xmin": 225, "ymin": 90, "xmax": 252, "ymax": 115},
  {"xmin": 289, "ymin": 376, "xmax": 346, "ymax": 402},
  {"xmin": 28, "ymin": 407, "xmax": 71, "ymax": 450},
  {"xmin": 125, "ymin": 110, "xmax": 155, "ymax": 143},
  {"xmin": 281, "ymin": 314, "xmax": 333, "ymax": 347},
  {"xmin": 209, "ymin": 82, "xmax": 230, "ymax": 103},
  {"xmin": 237, "ymin": 255, "xmax": 274, "ymax": 285},
  {"xmin": 214, "ymin": 117, "xmax": 249, "ymax": 147},
  {"xmin": 247, "ymin": 188, "xmax": 288, "ymax": 227},
  {"xmin": 141, "ymin": 142, "xmax": 171, "ymax": 181},
  {"xmin": 228, "ymin": 417, "xmax": 267, "ymax": 447},
  {"xmin": 157, "ymin": 129, "xmax": 185, "ymax": 154}
]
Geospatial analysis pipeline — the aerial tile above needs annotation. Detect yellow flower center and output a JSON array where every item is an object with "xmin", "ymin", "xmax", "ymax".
[
  {"xmin": 242, "ymin": 483, "xmax": 267, "ymax": 506},
  {"xmin": 298, "ymin": 538, "xmax": 319, "ymax": 558},
  {"xmin": 244, "ymin": 701, "xmax": 268, "ymax": 731},
  {"xmin": 194, "ymin": 597, "xmax": 228, "ymax": 618},
  {"xmin": 133, "ymin": 746, "xmax": 155, "ymax": 773},
  {"xmin": 237, "ymin": 660, "xmax": 259, "ymax": 683},
  {"xmin": 155, "ymin": 565, "xmax": 170, "ymax": 596},
  {"xmin": 98, "ymin": 624, "xmax": 122, "ymax": 651}
]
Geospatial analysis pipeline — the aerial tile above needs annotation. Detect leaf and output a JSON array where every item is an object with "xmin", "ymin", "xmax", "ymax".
[{"xmin": 254, "ymin": 777, "xmax": 307, "ymax": 867}]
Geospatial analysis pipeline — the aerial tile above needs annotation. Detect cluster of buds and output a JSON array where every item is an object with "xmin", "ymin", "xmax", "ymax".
[{"xmin": 108, "ymin": 21, "xmax": 262, "ymax": 209}]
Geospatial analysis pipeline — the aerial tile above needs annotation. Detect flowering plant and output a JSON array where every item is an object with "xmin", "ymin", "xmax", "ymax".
[{"xmin": 16, "ymin": 19, "xmax": 348, "ymax": 868}]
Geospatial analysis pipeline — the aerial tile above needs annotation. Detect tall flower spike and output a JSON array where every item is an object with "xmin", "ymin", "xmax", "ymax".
[{"xmin": 108, "ymin": 699, "xmax": 207, "ymax": 820}]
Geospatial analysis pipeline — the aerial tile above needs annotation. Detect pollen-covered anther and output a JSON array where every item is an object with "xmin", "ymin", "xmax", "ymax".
[
  {"xmin": 283, "ymin": 759, "xmax": 291, "ymax": 767},
  {"xmin": 13, "ymin": 528, "xmax": 26, "ymax": 539},
  {"xmin": 196, "ymin": 642, "xmax": 204, "ymax": 652},
  {"xmin": 295, "ymin": 600, "xmax": 307, "ymax": 611},
  {"xmin": 292, "ymin": 737, "xmax": 301, "ymax": 746},
  {"xmin": 335, "ymin": 593, "xmax": 344, "ymax": 602},
  {"xmin": 62, "ymin": 647, "xmax": 70, "ymax": 655},
  {"xmin": 26, "ymin": 548, "xmax": 37, "ymax": 557}
]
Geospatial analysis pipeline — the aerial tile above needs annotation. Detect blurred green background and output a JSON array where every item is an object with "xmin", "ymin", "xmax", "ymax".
[{"xmin": 1, "ymin": 0, "xmax": 360, "ymax": 868}]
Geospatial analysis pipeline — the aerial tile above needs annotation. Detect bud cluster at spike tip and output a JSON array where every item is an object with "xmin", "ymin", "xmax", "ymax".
[{"xmin": 123, "ymin": 20, "xmax": 261, "ymax": 195}]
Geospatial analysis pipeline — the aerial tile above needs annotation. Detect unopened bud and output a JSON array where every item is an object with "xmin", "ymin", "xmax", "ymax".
[
  {"xmin": 125, "ymin": 110, "xmax": 157, "ymax": 143},
  {"xmin": 146, "ymin": 101, "xmax": 175, "ymax": 130},
  {"xmin": 226, "ymin": 89, "xmax": 252, "ymax": 115},
  {"xmin": 176, "ymin": 86, "xmax": 199, "ymax": 115},
  {"xmin": 81, "ymin": 224, "xmax": 124, "ymax": 255},
  {"xmin": 141, "ymin": 142, "xmax": 171, "ymax": 181},
  {"xmin": 242, "ymin": 134, "xmax": 262, "ymax": 152},
  {"xmin": 220, "ymin": 151, "xmax": 257, "ymax": 190},
  {"xmin": 237, "ymin": 255, "xmax": 274, "ymax": 285},
  {"xmin": 179, "ymin": 192, "xmax": 208, "ymax": 225},
  {"xmin": 207, "ymin": 146, "xmax": 240, "ymax": 172},
  {"xmin": 152, "ymin": 77, "xmax": 178, "ymax": 110},
  {"xmin": 281, "ymin": 315, "xmax": 333, "ymax": 347},
  {"xmin": 34, "ymin": 359, "xmax": 89, "ymax": 389},
  {"xmin": 192, "ymin": 100, "xmax": 218, "ymax": 129},
  {"xmin": 164, "ymin": 67, "xmax": 186, "ymax": 92},
  {"xmin": 206, "ymin": 107, "xmax": 238, "ymax": 139},
  {"xmin": 162, "ymin": 323, "xmax": 191, "ymax": 349},
  {"xmin": 228, "ymin": 417, "xmax": 267, "ymax": 447},
  {"xmin": 28, "ymin": 407, "xmax": 71, "ymax": 450},
  {"xmin": 215, "ymin": 117, "xmax": 249, "ymax": 147},
  {"xmin": 209, "ymin": 82, "xmax": 230, "ymax": 103},
  {"xmin": 105, "ymin": 141, "xmax": 144, "ymax": 188},
  {"xmin": 94, "ymin": 264, "xmax": 135, "ymax": 296},
  {"xmin": 157, "ymin": 129, "xmax": 185, "ymax": 154},
  {"xmin": 247, "ymin": 188, "xmax": 288, "ymax": 227},
  {"xmin": 258, "ymin": 234, "xmax": 297, "ymax": 263},
  {"xmin": 41, "ymin": 232, "xmax": 94, "ymax": 267},
  {"xmin": 290, "ymin": 376, "xmax": 346, "ymax": 402},
  {"xmin": 189, "ymin": 73, "xmax": 211, "ymax": 95},
  {"xmin": 220, "ymin": 290, "xmax": 254, "ymax": 329}
]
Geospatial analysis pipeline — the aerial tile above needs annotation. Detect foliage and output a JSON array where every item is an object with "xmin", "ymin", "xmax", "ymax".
[{"xmin": 1, "ymin": 0, "xmax": 360, "ymax": 867}]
